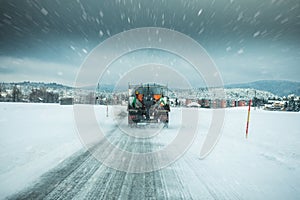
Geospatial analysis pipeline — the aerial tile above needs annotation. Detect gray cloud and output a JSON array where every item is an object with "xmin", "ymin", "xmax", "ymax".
[
  {"xmin": 0, "ymin": 0, "xmax": 299, "ymax": 85},
  {"xmin": 0, "ymin": 56, "xmax": 77, "ymax": 86}
]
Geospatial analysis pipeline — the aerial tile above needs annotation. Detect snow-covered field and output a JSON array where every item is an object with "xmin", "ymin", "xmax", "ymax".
[
  {"xmin": 0, "ymin": 102, "xmax": 300, "ymax": 199},
  {"xmin": 0, "ymin": 103, "xmax": 82, "ymax": 198}
]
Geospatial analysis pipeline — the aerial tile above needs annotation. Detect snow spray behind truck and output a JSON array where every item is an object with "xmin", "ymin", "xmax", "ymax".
[{"xmin": 128, "ymin": 83, "xmax": 170, "ymax": 127}]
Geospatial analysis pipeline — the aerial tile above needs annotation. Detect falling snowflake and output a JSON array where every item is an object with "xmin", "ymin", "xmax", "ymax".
[
  {"xmin": 254, "ymin": 11, "xmax": 260, "ymax": 18},
  {"xmin": 198, "ymin": 28, "xmax": 204, "ymax": 34},
  {"xmin": 237, "ymin": 49, "xmax": 244, "ymax": 54},
  {"xmin": 99, "ymin": 11, "xmax": 104, "ymax": 18},
  {"xmin": 280, "ymin": 18, "xmax": 288, "ymax": 24},
  {"xmin": 99, "ymin": 30, "xmax": 104, "ymax": 37},
  {"xmin": 237, "ymin": 12, "xmax": 243, "ymax": 21},
  {"xmin": 82, "ymin": 49, "xmax": 88, "ymax": 54},
  {"xmin": 253, "ymin": 31, "xmax": 260, "ymax": 38},
  {"xmin": 197, "ymin": 9, "xmax": 203, "ymax": 16},
  {"xmin": 274, "ymin": 14, "xmax": 282, "ymax": 21},
  {"xmin": 40, "ymin": 8, "xmax": 48, "ymax": 16}
]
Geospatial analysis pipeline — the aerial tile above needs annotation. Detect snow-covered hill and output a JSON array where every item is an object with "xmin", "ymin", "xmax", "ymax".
[
  {"xmin": 174, "ymin": 87, "xmax": 276, "ymax": 100},
  {"xmin": 226, "ymin": 80, "xmax": 300, "ymax": 97}
]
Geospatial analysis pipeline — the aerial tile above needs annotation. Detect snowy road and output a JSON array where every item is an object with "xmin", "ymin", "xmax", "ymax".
[
  {"xmin": 2, "ymin": 103, "xmax": 300, "ymax": 199},
  {"xmin": 7, "ymin": 115, "xmax": 199, "ymax": 199},
  {"xmin": 8, "ymin": 131, "xmax": 193, "ymax": 199}
]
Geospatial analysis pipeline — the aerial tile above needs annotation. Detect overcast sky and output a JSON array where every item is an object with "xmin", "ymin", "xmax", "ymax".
[{"xmin": 0, "ymin": 0, "xmax": 299, "ymax": 87}]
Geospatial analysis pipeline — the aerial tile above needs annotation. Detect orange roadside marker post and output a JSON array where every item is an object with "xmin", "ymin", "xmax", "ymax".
[{"xmin": 246, "ymin": 99, "xmax": 252, "ymax": 138}]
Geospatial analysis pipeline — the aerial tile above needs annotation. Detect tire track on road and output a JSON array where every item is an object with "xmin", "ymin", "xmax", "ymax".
[{"xmin": 8, "ymin": 118, "xmax": 210, "ymax": 200}]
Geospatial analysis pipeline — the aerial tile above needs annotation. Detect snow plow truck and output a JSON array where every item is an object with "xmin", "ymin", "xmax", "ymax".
[{"xmin": 128, "ymin": 83, "xmax": 170, "ymax": 127}]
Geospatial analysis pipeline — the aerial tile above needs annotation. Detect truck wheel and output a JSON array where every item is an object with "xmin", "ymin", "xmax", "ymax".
[{"xmin": 163, "ymin": 123, "xmax": 168, "ymax": 128}]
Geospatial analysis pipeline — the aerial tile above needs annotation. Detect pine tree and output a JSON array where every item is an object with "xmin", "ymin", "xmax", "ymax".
[{"xmin": 12, "ymin": 85, "xmax": 22, "ymax": 102}]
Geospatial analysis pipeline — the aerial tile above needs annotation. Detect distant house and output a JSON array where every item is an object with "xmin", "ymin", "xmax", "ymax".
[
  {"xmin": 229, "ymin": 99, "xmax": 237, "ymax": 107},
  {"xmin": 198, "ymin": 99, "xmax": 210, "ymax": 108},
  {"xmin": 185, "ymin": 99, "xmax": 192, "ymax": 106},
  {"xmin": 264, "ymin": 100, "xmax": 285, "ymax": 111},
  {"xmin": 60, "ymin": 97, "xmax": 74, "ymax": 105},
  {"xmin": 220, "ymin": 100, "xmax": 227, "ymax": 108},
  {"xmin": 238, "ymin": 100, "xmax": 246, "ymax": 106},
  {"xmin": 187, "ymin": 102, "xmax": 201, "ymax": 108}
]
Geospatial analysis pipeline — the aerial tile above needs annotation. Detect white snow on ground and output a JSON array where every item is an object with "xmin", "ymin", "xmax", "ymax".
[
  {"xmin": 187, "ymin": 107, "xmax": 300, "ymax": 199},
  {"xmin": 0, "ymin": 103, "xmax": 82, "ymax": 199},
  {"xmin": 0, "ymin": 103, "xmax": 300, "ymax": 199}
]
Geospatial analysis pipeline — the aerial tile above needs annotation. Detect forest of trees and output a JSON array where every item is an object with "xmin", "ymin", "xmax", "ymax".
[
  {"xmin": 29, "ymin": 88, "xmax": 59, "ymax": 103},
  {"xmin": 0, "ymin": 84, "xmax": 59, "ymax": 103}
]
